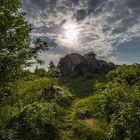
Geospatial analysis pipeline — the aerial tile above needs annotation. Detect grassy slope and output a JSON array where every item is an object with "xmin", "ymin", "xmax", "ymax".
[
  {"xmin": 3, "ymin": 74, "xmax": 105, "ymax": 139},
  {"xmin": 57, "ymin": 64, "xmax": 140, "ymax": 139},
  {"xmin": 1, "ymin": 64, "xmax": 140, "ymax": 139},
  {"xmin": 57, "ymin": 74, "xmax": 107, "ymax": 139},
  {"xmin": 25, "ymin": 75, "xmax": 107, "ymax": 139}
]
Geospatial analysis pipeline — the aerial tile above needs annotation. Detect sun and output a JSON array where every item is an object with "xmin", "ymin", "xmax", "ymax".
[
  {"xmin": 64, "ymin": 23, "xmax": 79, "ymax": 44},
  {"xmin": 65, "ymin": 28, "xmax": 78, "ymax": 42}
]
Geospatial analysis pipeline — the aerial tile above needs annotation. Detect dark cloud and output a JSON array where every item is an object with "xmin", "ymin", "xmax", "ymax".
[
  {"xmin": 30, "ymin": 0, "xmax": 58, "ymax": 8},
  {"xmin": 126, "ymin": 0, "xmax": 140, "ymax": 8},
  {"xmin": 112, "ymin": 26, "xmax": 127, "ymax": 34},
  {"xmin": 74, "ymin": 9, "xmax": 87, "ymax": 21},
  {"xmin": 125, "ymin": 0, "xmax": 140, "ymax": 15},
  {"xmin": 87, "ymin": 0, "xmax": 104, "ymax": 14},
  {"xmin": 111, "ymin": 16, "xmax": 138, "ymax": 34},
  {"xmin": 34, "ymin": 25, "xmax": 63, "ymax": 34},
  {"xmin": 71, "ymin": 0, "xmax": 79, "ymax": 5},
  {"xmin": 30, "ymin": 0, "xmax": 46, "ymax": 8},
  {"xmin": 88, "ymin": 0, "xmax": 102, "ymax": 9}
]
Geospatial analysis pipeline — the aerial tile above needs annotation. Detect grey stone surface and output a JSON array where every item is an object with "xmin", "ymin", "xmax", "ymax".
[
  {"xmin": 58, "ymin": 53, "xmax": 85, "ymax": 75},
  {"xmin": 58, "ymin": 53, "xmax": 116, "ymax": 75}
]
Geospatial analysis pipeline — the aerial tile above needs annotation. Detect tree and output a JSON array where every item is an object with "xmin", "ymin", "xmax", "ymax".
[
  {"xmin": 0, "ymin": 0, "xmax": 48, "ymax": 87},
  {"xmin": 34, "ymin": 67, "xmax": 47, "ymax": 77},
  {"xmin": 48, "ymin": 61, "xmax": 56, "ymax": 70},
  {"xmin": 84, "ymin": 51, "xmax": 96, "ymax": 60}
]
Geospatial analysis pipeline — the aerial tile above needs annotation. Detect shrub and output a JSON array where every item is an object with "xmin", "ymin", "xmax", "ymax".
[
  {"xmin": 55, "ymin": 94, "xmax": 74, "ymax": 108},
  {"xmin": 106, "ymin": 64, "xmax": 140, "ymax": 85},
  {"xmin": 84, "ymin": 52, "xmax": 96, "ymax": 60},
  {"xmin": 73, "ymin": 109, "xmax": 92, "ymax": 120},
  {"xmin": 73, "ymin": 122, "xmax": 94, "ymax": 140},
  {"xmin": 16, "ymin": 78, "xmax": 57, "ymax": 106},
  {"xmin": 73, "ymin": 122, "xmax": 107, "ymax": 140},
  {"xmin": 98, "ymin": 84, "xmax": 140, "ymax": 140},
  {"xmin": 1, "ymin": 102, "xmax": 58, "ymax": 140},
  {"xmin": 34, "ymin": 67, "xmax": 47, "ymax": 78},
  {"xmin": 109, "ymin": 103, "xmax": 140, "ymax": 140}
]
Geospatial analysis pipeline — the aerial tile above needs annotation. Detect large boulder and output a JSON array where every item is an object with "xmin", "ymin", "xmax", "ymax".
[
  {"xmin": 74, "ymin": 59, "xmax": 101, "ymax": 75},
  {"xmin": 58, "ymin": 53, "xmax": 85, "ymax": 75},
  {"xmin": 74, "ymin": 59, "xmax": 115, "ymax": 75},
  {"xmin": 42, "ymin": 86, "xmax": 68, "ymax": 100},
  {"xmin": 58, "ymin": 53, "xmax": 116, "ymax": 76}
]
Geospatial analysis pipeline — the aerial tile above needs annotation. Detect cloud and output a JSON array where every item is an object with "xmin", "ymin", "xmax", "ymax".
[
  {"xmin": 87, "ymin": 0, "xmax": 104, "ymax": 14},
  {"xmin": 126, "ymin": 0, "xmax": 140, "ymax": 9},
  {"xmin": 21, "ymin": 0, "xmax": 140, "ymax": 65},
  {"xmin": 74, "ymin": 9, "xmax": 87, "ymax": 21}
]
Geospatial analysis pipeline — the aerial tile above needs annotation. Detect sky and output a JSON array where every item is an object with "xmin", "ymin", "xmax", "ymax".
[{"xmin": 21, "ymin": 0, "xmax": 140, "ymax": 65}]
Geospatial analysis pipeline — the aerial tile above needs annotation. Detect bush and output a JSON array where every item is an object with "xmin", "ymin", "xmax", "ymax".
[
  {"xmin": 109, "ymin": 103, "xmax": 140, "ymax": 140},
  {"xmin": 73, "ymin": 109, "xmax": 92, "ymax": 120},
  {"xmin": 84, "ymin": 52, "xmax": 96, "ymax": 60},
  {"xmin": 55, "ymin": 94, "xmax": 74, "ymax": 108},
  {"xmin": 46, "ymin": 68, "xmax": 60, "ymax": 78},
  {"xmin": 1, "ymin": 102, "xmax": 58, "ymax": 140},
  {"xmin": 73, "ymin": 122, "xmax": 94, "ymax": 140},
  {"xmin": 98, "ymin": 84, "xmax": 140, "ymax": 140},
  {"xmin": 73, "ymin": 122, "xmax": 107, "ymax": 140},
  {"xmin": 106, "ymin": 64, "xmax": 140, "ymax": 85},
  {"xmin": 0, "ymin": 105, "xmax": 19, "ymax": 132},
  {"xmin": 34, "ymin": 68, "xmax": 47, "ymax": 78},
  {"xmin": 16, "ymin": 78, "xmax": 56, "ymax": 106}
]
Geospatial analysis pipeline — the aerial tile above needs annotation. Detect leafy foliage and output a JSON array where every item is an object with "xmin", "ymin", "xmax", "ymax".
[
  {"xmin": 0, "ymin": 0, "xmax": 48, "ymax": 90},
  {"xmin": 48, "ymin": 61, "xmax": 56, "ymax": 70},
  {"xmin": 106, "ymin": 64, "xmax": 140, "ymax": 85},
  {"xmin": 84, "ymin": 51, "xmax": 96, "ymax": 60},
  {"xmin": 34, "ymin": 67, "xmax": 47, "ymax": 77},
  {"xmin": 73, "ymin": 122, "xmax": 107, "ymax": 140},
  {"xmin": 0, "ymin": 64, "xmax": 140, "ymax": 140},
  {"xmin": 1, "ymin": 102, "xmax": 58, "ymax": 140},
  {"xmin": 95, "ymin": 65, "xmax": 140, "ymax": 139}
]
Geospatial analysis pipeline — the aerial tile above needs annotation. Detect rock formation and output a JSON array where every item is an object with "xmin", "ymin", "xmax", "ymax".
[
  {"xmin": 42, "ymin": 86, "xmax": 68, "ymax": 100},
  {"xmin": 58, "ymin": 53, "xmax": 116, "ymax": 75},
  {"xmin": 58, "ymin": 53, "xmax": 85, "ymax": 75}
]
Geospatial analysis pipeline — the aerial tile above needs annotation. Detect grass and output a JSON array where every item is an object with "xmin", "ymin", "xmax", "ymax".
[
  {"xmin": 56, "ymin": 74, "xmax": 108, "ymax": 139},
  {"xmin": 58, "ymin": 74, "xmax": 104, "ymax": 98},
  {"xmin": 0, "ymin": 74, "xmax": 108, "ymax": 140}
]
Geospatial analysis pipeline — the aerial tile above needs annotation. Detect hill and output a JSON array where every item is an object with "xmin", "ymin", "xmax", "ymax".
[{"xmin": 0, "ymin": 54, "xmax": 140, "ymax": 140}]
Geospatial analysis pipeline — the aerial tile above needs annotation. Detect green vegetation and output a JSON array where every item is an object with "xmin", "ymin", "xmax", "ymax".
[
  {"xmin": 1, "ymin": 64, "xmax": 140, "ymax": 140},
  {"xmin": 84, "ymin": 52, "xmax": 96, "ymax": 60},
  {"xmin": 48, "ymin": 61, "xmax": 56, "ymax": 70},
  {"xmin": 1, "ymin": 102, "xmax": 58, "ymax": 140},
  {"xmin": 0, "ymin": 0, "xmax": 140, "ymax": 140},
  {"xmin": 0, "ymin": 0, "xmax": 48, "ymax": 99}
]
